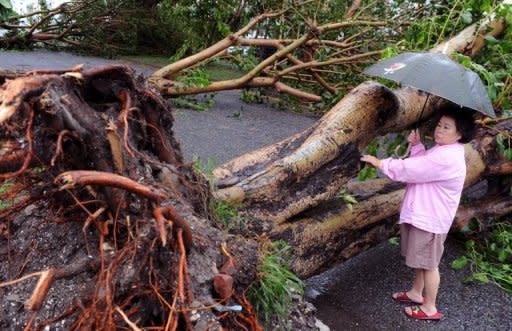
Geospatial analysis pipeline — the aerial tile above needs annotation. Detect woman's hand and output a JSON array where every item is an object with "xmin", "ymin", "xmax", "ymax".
[
  {"xmin": 407, "ymin": 129, "xmax": 421, "ymax": 146},
  {"xmin": 360, "ymin": 155, "xmax": 381, "ymax": 168}
]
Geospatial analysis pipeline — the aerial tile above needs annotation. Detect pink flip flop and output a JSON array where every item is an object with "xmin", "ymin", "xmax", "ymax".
[
  {"xmin": 392, "ymin": 292, "xmax": 424, "ymax": 304},
  {"xmin": 405, "ymin": 305, "xmax": 443, "ymax": 320}
]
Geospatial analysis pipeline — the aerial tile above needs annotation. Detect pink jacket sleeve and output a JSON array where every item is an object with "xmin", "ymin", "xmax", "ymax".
[{"xmin": 380, "ymin": 147, "xmax": 458, "ymax": 184}]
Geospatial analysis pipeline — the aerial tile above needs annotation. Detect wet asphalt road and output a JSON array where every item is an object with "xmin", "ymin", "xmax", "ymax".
[
  {"xmin": 307, "ymin": 238, "xmax": 512, "ymax": 331},
  {"xmin": 1, "ymin": 50, "xmax": 511, "ymax": 331}
]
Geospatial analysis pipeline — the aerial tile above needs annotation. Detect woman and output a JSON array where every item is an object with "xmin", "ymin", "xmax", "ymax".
[{"xmin": 360, "ymin": 106, "xmax": 476, "ymax": 320}]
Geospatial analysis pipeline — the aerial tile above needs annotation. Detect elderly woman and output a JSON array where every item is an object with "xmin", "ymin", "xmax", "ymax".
[{"xmin": 361, "ymin": 106, "xmax": 476, "ymax": 320}]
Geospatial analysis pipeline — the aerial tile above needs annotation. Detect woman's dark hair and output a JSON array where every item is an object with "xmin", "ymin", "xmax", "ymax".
[{"xmin": 438, "ymin": 105, "xmax": 476, "ymax": 143}]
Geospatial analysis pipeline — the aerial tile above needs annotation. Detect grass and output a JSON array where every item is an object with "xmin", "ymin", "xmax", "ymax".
[
  {"xmin": 119, "ymin": 56, "xmax": 243, "ymax": 82},
  {"xmin": 192, "ymin": 157, "xmax": 217, "ymax": 184},
  {"xmin": 118, "ymin": 55, "xmax": 170, "ymax": 68},
  {"xmin": 192, "ymin": 157, "xmax": 246, "ymax": 229},
  {"xmin": 0, "ymin": 179, "xmax": 15, "ymax": 210},
  {"xmin": 248, "ymin": 240, "xmax": 304, "ymax": 328},
  {"xmin": 205, "ymin": 61, "xmax": 243, "ymax": 81},
  {"xmin": 452, "ymin": 221, "xmax": 512, "ymax": 293},
  {"xmin": 211, "ymin": 200, "xmax": 246, "ymax": 230}
]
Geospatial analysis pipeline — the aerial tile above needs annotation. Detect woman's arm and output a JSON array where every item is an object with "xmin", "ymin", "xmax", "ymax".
[{"xmin": 361, "ymin": 148, "xmax": 462, "ymax": 184}]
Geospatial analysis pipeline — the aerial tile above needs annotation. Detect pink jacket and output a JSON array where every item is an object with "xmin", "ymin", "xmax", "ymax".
[{"xmin": 380, "ymin": 142, "xmax": 466, "ymax": 234}]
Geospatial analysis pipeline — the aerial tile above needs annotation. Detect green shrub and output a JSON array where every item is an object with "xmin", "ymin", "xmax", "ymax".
[
  {"xmin": 452, "ymin": 221, "xmax": 512, "ymax": 293},
  {"xmin": 248, "ymin": 240, "xmax": 304, "ymax": 327}
]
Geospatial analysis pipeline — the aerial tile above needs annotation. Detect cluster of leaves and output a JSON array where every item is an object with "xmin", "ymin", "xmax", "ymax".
[
  {"xmin": 0, "ymin": 1, "xmax": 280, "ymax": 56},
  {"xmin": 452, "ymin": 221, "xmax": 512, "ymax": 293},
  {"xmin": 241, "ymin": 89, "xmax": 264, "ymax": 104},
  {"xmin": 496, "ymin": 132, "xmax": 512, "ymax": 161},
  {"xmin": 0, "ymin": 0, "xmax": 140, "ymax": 55},
  {"xmin": 398, "ymin": 0, "xmax": 512, "ymax": 113},
  {"xmin": 358, "ymin": 138, "xmax": 379, "ymax": 181},
  {"xmin": 176, "ymin": 65, "xmax": 212, "ymax": 89},
  {"xmin": 187, "ymin": 0, "xmax": 509, "ymax": 115},
  {"xmin": 171, "ymin": 65, "xmax": 216, "ymax": 111},
  {"xmin": 160, "ymin": 0, "xmax": 438, "ymax": 113},
  {"xmin": 0, "ymin": 0, "xmax": 15, "ymax": 20},
  {"xmin": 248, "ymin": 240, "xmax": 304, "ymax": 327},
  {"xmin": 336, "ymin": 188, "xmax": 358, "ymax": 211},
  {"xmin": 171, "ymin": 95, "xmax": 215, "ymax": 112}
]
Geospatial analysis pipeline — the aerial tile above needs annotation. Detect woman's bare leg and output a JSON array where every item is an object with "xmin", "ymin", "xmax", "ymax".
[
  {"xmin": 393, "ymin": 268, "xmax": 424, "ymax": 302},
  {"xmin": 405, "ymin": 267, "xmax": 439, "ymax": 316}
]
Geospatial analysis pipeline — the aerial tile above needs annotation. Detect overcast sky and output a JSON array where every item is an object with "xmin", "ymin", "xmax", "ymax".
[{"xmin": 11, "ymin": 0, "xmax": 66, "ymax": 14}]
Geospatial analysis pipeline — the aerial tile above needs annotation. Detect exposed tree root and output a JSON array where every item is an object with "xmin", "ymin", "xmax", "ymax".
[{"xmin": 0, "ymin": 65, "xmax": 261, "ymax": 330}]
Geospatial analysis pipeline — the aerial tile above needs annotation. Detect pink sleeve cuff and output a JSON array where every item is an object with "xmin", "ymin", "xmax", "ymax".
[
  {"xmin": 380, "ymin": 157, "xmax": 392, "ymax": 176},
  {"xmin": 410, "ymin": 143, "xmax": 426, "ymax": 156}
]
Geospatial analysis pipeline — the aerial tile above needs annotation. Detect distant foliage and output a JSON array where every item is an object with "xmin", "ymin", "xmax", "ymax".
[{"xmin": 0, "ymin": 0, "xmax": 14, "ymax": 20}]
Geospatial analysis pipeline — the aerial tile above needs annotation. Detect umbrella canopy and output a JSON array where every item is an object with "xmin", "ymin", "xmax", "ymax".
[{"xmin": 363, "ymin": 52, "xmax": 496, "ymax": 118}]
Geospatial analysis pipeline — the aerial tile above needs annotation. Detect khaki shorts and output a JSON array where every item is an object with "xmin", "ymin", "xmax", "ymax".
[{"xmin": 400, "ymin": 223, "xmax": 448, "ymax": 270}]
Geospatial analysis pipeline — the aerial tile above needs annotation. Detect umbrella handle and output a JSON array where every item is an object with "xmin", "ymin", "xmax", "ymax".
[
  {"xmin": 415, "ymin": 93, "xmax": 430, "ymax": 129},
  {"xmin": 393, "ymin": 143, "xmax": 411, "ymax": 159}
]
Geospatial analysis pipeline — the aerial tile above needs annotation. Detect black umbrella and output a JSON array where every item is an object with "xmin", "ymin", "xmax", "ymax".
[{"xmin": 363, "ymin": 52, "xmax": 496, "ymax": 118}]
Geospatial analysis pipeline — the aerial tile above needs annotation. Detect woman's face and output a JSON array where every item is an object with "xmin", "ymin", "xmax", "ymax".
[{"xmin": 434, "ymin": 115, "xmax": 462, "ymax": 145}]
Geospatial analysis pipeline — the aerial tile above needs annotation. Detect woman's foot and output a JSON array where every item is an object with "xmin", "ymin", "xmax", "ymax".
[
  {"xmin": 392, "ymin": 291, "xmax": 424, "ymax": 304},
  {"xmin": 405, "ymin": 305, "xmax": 443, "ymax": 320}
]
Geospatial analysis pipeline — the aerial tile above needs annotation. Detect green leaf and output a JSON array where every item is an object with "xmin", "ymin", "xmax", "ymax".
[
  {"xmin": 343, "ymin": 195, "xmax": 358, "ymax": 204},
  {"xmin": 498, "ymin": 250, "xmax": 508, "ymax": 263},
  {"xmin": 472, "ymin": 273, "xmax": 490, "ymax": 283},
  {"xmin": 381, "ymin": 47, "xmax": 398, "ymax": 59},
  {"xmin": 451, "ymin": 256, "xmax": 468, "ymax": 270},
  {"xmin": 0, "ymin": 0, "xmax": 12, "ymax": 9},
  {"xmin": 461, "ymin": 11, "xmax": 473, "ymax": 24},
  {"xmin": 465, "ymin": 239, "xmax": 475, "ymax": 249},
  {"xmin": 388, "ymin": 237, "xmax": 400, "ymax": 246},
  {"xmin": 504, "ymin": 149, "xmax": 512, "ymax": 161},
  {"xmin": 483, "ymin": 35, "xmax": 499, "ymax": 44},
  {"xmin": 497, "ymin": 134, "xmax": 505, "ymax": 149}
]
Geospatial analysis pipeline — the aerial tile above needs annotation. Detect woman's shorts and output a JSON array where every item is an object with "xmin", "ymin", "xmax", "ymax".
[{"xmin": 400, "ymin": 223, "xmax": 448, "ymax": 270}]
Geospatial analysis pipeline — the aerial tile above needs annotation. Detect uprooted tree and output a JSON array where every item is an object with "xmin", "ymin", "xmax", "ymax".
[
  {"xmin": 0, "ymin": 66, "xmax": 265, "ymax": 330},
  {"xmin": 1, "ymin": 1, "xmax": 512, "ymax": 330}
]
